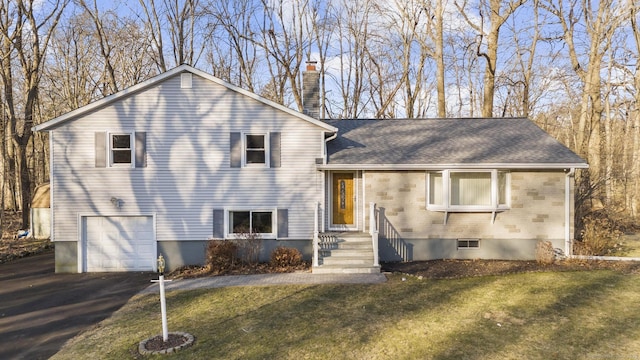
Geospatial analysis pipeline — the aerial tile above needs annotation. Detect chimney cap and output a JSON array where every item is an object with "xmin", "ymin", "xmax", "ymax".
[{"xmin": 306, "ymin": 61, "xmax": 318, "ymax": 71}]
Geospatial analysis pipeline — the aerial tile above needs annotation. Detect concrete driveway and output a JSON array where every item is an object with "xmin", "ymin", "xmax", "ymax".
[{"xmin": 0, "ymin": 250, "xmax": 155, "ymax": 359}]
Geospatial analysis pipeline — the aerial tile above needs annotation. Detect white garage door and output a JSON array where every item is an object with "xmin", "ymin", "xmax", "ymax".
[{"xmin": 83, "ymin": 216, "xmax": 155, "ymax": 272}]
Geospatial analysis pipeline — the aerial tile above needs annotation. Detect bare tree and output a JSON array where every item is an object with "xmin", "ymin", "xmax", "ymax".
[
  {"xmin": 138, "ymin": 0, "xmax": 168, "ymax": 71},
  {"xmin": 497, "ymin": 0, "xmax": 545, "ymax": 118},
  {"xmin": 165, "ymin": 0, "xmax": 205, "ymax": 66},
  {"xmin": 137, "ymin": 0, "xmax": 205, "ymax": 70},
  {"xmin": 626, "ymin": 0, "xmax": 640, "ymax": 217},
  {"xmin": 330, "ymin": 0, "xmax": 371, "ymax": 118},
  {"xmin": 76, "ymin": 0, "xmax": 119, "ymax": 95},
  {"xmin": 0, "ymin": 0, "xmax": 68, "ymax": 228},
  {"xmin": 434, "ymin": 0, "xmax": 446, "ymax": 117},
  {"xmin": 541, "ymin": 0, "xmax": 627, "ymax": 218},
  {"xmin": 369, "ymin": 0, "xmax": 434, "ymax": 118},
  {"xmin": 44, "ymin": 12, "xmax": 104, "ymax": 113},
  {"xmin": 254, "ymin": 0, "xmax": 311, "ymax": 108},
  {"xmin": 456, "ymin": 0, "xmax": 526, "ymax": 117},
  {"xmin": 204, "ymin": 0, "xmax": 260, "ymax": 90}
]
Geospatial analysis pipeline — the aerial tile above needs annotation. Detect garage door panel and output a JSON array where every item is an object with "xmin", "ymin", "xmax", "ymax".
[{"xmin": 84, "ymin": 216, "xmax": 155, "ymax": 272}]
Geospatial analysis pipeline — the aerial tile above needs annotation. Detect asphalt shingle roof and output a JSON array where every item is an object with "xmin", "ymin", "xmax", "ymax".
[{"xmin": 324, "ymin": 118, "xmax": 587, "ymax": 167}]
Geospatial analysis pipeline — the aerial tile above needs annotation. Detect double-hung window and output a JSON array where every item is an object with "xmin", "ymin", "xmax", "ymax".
[
  {"xmin": 95, "ymin": 131, "xmax": 146, "ymax": 168},
  {"xmin": 229, "ymin": 132, "xmax": 280, "ymax": 168},
  {"xmin": 245, "ymin": 134, "xmax": 267, "ymax": 165},
  {"xmin": 428, "ymin": 170, "xmax": 509, "ymax": 211},
  {"xmin": 228, "ymin": 210, "xmax": 274, "ymax": 236},
  {"xmin": 110, "ymin": 133, "xmax": 133, "ymax": 166}
]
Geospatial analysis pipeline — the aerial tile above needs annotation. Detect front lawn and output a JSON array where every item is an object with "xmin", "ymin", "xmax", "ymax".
[{"xmin": 51, "ymin": 270, "xmax": 640, "ymax": 360}]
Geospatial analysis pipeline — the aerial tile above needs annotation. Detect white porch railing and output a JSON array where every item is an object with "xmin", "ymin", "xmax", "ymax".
[
  {"xmin": 313, "ymin": 201, "xmax": 320, "ymax": 267},
  {"xmin": 369, "ymin": 202, "xmax": 379, "ymax": 267},
  {"xmin": 313, "ymin": 201, "xmax": 380, "ymax": 269}
]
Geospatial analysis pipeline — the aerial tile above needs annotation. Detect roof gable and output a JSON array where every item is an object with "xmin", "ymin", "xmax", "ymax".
[
  {"xmin": 34, "ymin": 65, "xmax": 337, "ymax": 132},
  {"xmin": 324, "ymin": 118, "xmax": 587, "ymax": 169}
]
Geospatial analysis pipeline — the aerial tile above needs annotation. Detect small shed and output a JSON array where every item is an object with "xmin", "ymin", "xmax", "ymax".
[{"xmin": 31, "ymin": 183, "xmax": 50, "ymax": 240}]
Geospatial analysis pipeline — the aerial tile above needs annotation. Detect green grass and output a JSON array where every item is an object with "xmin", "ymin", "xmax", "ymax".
[{"xmin": 51, "ymin": 271, "xmax": 640, "ymax": 360}]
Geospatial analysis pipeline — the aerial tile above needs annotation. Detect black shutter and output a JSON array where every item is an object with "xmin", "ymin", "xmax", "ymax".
[
  {"xmin": 95, "ymin": 132, "xmax": 106, "ymax": 168},
  {"xmin": 230, "ymin": 132, "xmax": 241, "ymax": 168},
  {"xmin": 270, "ymin": 132, "xmax": 281, "ymax": 168},
  {"xmin": 277, "ymin": 208, "xmax": 288, "ymax": 238},
  {"xmin": 135, "ymin": 132, "xmax": 147, "ymax": 168},
  {"xmin": 213, "ymin": 209, "xmax": 225, "ymax": 238}
]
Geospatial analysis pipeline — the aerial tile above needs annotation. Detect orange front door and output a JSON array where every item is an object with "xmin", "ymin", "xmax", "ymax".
[{"xmin": 332, "ymin": 173, "xmax": 354, "ymax": 225}]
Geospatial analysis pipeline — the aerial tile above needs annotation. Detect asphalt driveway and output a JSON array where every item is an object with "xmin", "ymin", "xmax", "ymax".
[{"xmin": 0, "ymin": 250, "xmax": 155, "ymax": 359}]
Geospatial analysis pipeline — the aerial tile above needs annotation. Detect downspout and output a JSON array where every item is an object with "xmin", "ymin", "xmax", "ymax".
[
  {"xmin": 323, "ymin": 131, "xmax": 337, "ymax": 164},
  {"xmin": 565, "ymin": 168, "xmax": 576, "ymax": 257},
  {"xmin": 321, "ymin": 131, "xmax": 337, "ymax": 233}
]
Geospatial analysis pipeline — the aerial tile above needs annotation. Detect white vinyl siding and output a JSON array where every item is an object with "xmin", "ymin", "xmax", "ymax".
[{"xmin": 49, "ymin": 73, "xmax": 325, "ymax": 249}]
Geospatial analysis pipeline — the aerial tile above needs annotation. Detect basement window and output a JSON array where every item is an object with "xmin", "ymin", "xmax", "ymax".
[{"xmin": 457, "ymin": 239, "xmax": 480, "ymax": 249}]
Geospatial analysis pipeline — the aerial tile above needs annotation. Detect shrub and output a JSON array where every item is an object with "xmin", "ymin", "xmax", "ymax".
[
  {"xmin": 576, "ymin": 216, "xmax": 623, "ymax": 256},
  {"xmin": 206, "ymin": 239, "xmax": 237, "ymax": 274},
  {"xmin": 535, "ymin": 241, "xmax": 555, "ymax": 265},
  {"xmin": 233, "ymin": 228, "xmax": 262, "ymax": 265},
  {"xmin": 270, "ymin": 246, "xmax": 303, "ymax": 268}
]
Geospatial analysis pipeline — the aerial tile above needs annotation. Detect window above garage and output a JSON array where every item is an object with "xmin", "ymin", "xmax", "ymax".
[
  {"xmin": 95, "ymin": 131, "xmax": 146, "ymax": 168},
  {"xmin": 110, "ymin": 133, "xmax": 132, "ymax": 165}
]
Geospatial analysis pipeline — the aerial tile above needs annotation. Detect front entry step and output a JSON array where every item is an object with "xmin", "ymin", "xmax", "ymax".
[{"xmin": 313, "ymin": 232, "xmax": 380, "ymax": 274}]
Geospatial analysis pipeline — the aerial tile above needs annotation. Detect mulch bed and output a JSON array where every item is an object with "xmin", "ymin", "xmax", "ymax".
[
  {"xmin": 381, "ymin": 259, "xmax": 640, "ymax": 279},
  {"xmin": 168, "ymin": 262, "xmax": 311, "ymax": 279},
  {"xmin": 138, "ymin": 332, "xmax": 195, "ymax": 355}
]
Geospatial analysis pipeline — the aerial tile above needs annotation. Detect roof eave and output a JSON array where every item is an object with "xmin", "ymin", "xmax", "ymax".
[{"xmin": 317, "ymin": 163, "xmax": 589, "ymax": 171}]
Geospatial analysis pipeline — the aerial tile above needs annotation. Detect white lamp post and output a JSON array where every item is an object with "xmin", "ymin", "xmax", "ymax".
[{"xmin": 154, "ymin": 255, "xmax": 170, "ymax": 342}]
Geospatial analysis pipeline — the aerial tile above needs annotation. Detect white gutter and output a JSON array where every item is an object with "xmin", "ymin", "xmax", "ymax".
[
  {"xmin": 323, "ymin": 132, "xmax": 337, "ymax": 165},
  {"xmin": 565, "ymin": 168, "xmax": 576, "ymax": 257},
  {"xmin": 317, "ymin": 163, "xmax": 589, "ymax": 171}
]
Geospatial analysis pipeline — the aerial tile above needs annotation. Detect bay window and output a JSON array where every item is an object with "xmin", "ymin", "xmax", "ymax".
[{"xmin": 428, "ymin": 170, "xmax": 510, "ymax": 211}]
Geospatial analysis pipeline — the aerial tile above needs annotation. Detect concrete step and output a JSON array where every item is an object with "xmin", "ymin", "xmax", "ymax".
[
  {"xmin": 315, "ymin": 232, "xmax": 379, "ymax": 274},
  {"xmin": 321, "ymin": 256, "xmax": 373, "ymax": 266},
  {"xmin": 312, "ymin": 265, "xmax": 381, "ymax": 274},
  {"xmin": 320, "ymin": 242, "xmax": 372, "ymax": 251},
  {"xmin": 321, "ymin": 249, "xmax": 373, "ymax": 257}
]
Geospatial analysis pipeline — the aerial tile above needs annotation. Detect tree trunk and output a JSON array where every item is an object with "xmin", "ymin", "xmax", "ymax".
[{"xmin": 435, "ymin": 0, "xmax": 446, "ymax": 117}]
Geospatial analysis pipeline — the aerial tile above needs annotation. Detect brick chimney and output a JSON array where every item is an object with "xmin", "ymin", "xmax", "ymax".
[{"xmin": 302, "ymin": 61, "xmax": 320, "ymax": 119}]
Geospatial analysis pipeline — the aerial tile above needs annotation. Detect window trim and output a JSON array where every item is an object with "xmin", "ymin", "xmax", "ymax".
[
  {"xmin": 427, "ymin": 169, "xmax": 510, "ymax": 212},
  {"xmin": 109, "ymin": 132, "xmax": 135, "ymax": 168},
  {"xmin": 224, "ymin": 209, "xmax": 276, "ymax": 239},
  {"xmin": 242, "ymin": 132, "xmax": 270, "ymax": 168}
]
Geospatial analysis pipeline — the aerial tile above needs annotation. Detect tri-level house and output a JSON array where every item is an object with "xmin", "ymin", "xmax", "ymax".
[{"xmin": 34, "ymin": 64, "xmax": 588, "ymax": 273}]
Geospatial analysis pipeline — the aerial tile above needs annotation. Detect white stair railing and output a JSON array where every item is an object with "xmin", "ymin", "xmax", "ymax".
[
  {"xmin": 313, "ymin": 201, "xmax": 320, "ymax": 267},
  {"xmin": 369, "ymin": 202, "xmax": 379, "ymax": 267}
]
